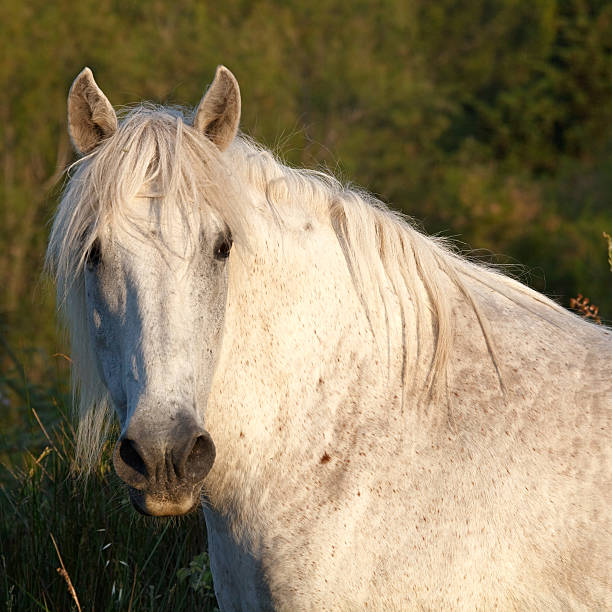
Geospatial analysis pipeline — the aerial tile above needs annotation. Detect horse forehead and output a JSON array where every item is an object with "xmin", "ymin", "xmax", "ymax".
[
  {"xmin": 117, "ymin": 193, "xmax": 226, "ymax": 238},
  {"xmin": 119, "ymin": 194, "xmax": 198, "ymax": 236},
  {"xmin": 105, "ymin": 197, "xmax": 188, "ymax": 262}
]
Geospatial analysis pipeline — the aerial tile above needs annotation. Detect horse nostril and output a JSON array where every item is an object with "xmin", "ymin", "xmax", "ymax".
[
  {"xmin": 113, "ymin": 427, "xmax": 215, "ymax": 492},
  {"xmin": 117, "ymin": 438, "xmax": 147, "ymax": 479},
  {"xmin": 184, "ymin": 433, "xmax": 216, "ymax": 482}
]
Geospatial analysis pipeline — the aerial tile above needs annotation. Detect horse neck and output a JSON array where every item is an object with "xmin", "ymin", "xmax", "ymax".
[
  {"xmin": 203, "ymin": 191, "xmax": 604, "ymax": 523},
  {"xmin": 441, "ymin": 269, "xmax": 612, "ymax": 444},
  {"xmin": 201, "ymin": 197, "xmax": 611, "ymax": 546},
  {"xmin": 203, "ymin": 202, "xmax": 419, "ymax": 518}
]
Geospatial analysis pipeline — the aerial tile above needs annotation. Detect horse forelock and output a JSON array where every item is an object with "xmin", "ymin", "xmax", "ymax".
[{"xmin": 47, "ymin": 102, "xmax": 597, "ymax": 472}]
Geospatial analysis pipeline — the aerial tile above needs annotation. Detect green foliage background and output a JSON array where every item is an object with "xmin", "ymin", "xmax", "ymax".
[
  {"xmin": 1, "ymin": 0, "xmax": 611, "ymax": 608},
  {"xmin": 3, "ymin": 0, "xmax": 612, "ymax": 361}
]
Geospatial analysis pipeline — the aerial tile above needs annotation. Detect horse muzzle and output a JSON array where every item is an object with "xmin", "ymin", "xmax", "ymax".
[{"xmin": 112, "ymin": 418, "xmax": 216, "ymax": 517}]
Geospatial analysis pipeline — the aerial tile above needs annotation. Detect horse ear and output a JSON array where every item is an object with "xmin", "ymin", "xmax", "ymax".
[
  {"xmin": 67, "ymin": 67, "xmax": 118, "ymax": 155},
  {"xmin": 193, "ymin": 66, "xmax": 241, "ymax": 151}
]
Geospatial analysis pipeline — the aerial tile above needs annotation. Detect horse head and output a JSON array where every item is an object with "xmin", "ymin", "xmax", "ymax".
[{"xmin": 63, "ymin": 66, "xmax": 241, "ymax": 516}]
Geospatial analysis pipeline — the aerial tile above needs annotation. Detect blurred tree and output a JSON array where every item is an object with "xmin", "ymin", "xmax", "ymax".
[{"xmin": 1, "ymin": 0, "xmax": 611, "ymax": 377}]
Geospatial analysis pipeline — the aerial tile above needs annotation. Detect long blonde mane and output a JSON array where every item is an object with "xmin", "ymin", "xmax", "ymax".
[{"xmin": 46, "ymin": 104, "xmax": 580, "ymax": 470}]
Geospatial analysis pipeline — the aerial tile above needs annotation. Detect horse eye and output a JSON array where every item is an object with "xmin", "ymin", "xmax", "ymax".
[
  {"xmin": 86, "ymin": 239, "xmax": 102, "ymax": 270},
  {"xmin": 214, "ymin": 235, "xmax": 233, "ymax": 261}
]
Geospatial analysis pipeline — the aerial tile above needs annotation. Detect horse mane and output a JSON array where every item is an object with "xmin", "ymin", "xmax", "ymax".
[
  {"xmin": 46, "ymin": 104, "xmax": 583, "ymax": 471},
  {"xmin": 226, "ymin": 137, "xmax": 581, "ymax": 393}
]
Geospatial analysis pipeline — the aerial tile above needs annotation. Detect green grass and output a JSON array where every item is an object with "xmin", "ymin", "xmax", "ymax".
[{"xmin": 0, "ymin": 342, "xmax": 218, "ymax": 611}]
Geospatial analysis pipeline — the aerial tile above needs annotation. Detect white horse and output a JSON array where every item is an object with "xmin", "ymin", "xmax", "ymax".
[{"xmin": 47, "ymin": 66, "xmax": 611, "ymax": 610}]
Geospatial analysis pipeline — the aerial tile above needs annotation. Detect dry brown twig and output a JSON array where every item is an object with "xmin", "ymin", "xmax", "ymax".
[
  {"xmin": 127, "ymin": 563, "xmax": 138, "ymax": 612},
  {"xmin": 31, "ymin": 407, "xmax": 65, "ymax": 461},
  {"xmin": 603, "ymin": 232, "xmax": 612, "ymax": 272},
  {"xmin": 50, "ymin": 533, "xmax": 82, "ymax": 612}
]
